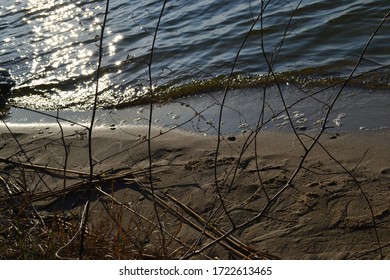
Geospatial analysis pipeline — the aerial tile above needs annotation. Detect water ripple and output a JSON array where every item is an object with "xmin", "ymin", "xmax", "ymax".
[{"xmin": 0, "ymin": 0, "xmax": 388, "ymax": 110}]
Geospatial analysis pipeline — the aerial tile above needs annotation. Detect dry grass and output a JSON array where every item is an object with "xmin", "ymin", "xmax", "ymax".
[{"xmin": 0, "ymin": 160, "xmax": 280, "ymax": 260}]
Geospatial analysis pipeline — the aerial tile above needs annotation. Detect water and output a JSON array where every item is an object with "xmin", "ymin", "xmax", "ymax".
[{"xmin": 1, "ymin": 0, "xmax": 389, "ymax": 111}]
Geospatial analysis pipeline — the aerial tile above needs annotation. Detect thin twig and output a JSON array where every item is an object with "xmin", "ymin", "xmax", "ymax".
[
  {"xmin": 147, "ymin": 0, "xmax": 169, "ymax": 258},
  {"xmin": 79, "ymin": 0, "xmax": 110, "ymax": 259}
]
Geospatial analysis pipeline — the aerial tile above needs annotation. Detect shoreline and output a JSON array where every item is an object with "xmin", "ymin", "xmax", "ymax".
[{"xmin": 4, "ymin": 84, "xmax": 390, "ymax": 136}]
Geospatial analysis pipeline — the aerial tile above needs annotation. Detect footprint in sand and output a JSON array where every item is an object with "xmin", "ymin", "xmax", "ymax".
[{"xmin": 380, "ymin": 168, "xmax": 390, "ymax": 176}]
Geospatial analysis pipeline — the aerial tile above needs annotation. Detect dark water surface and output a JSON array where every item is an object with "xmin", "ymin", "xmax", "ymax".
[{"xmin": 1, "ymin": 0, "xmax": 389, "ymax": 112}]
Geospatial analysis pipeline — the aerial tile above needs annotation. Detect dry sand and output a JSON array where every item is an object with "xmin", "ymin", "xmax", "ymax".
[{"xmin": 0, "ymin": 122, "xmax": 389, "ymax": 259}]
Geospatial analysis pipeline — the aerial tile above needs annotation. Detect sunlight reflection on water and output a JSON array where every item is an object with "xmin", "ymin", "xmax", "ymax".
[
  {"xmin": 3, "ymin": 0, "xmax": 128, "ymax": 109},
  {"xmin": 26, "ymin": 0, "xmax": 97, "ymax": 82},
  {"xmin": 1, "ymin": 0, "xmax": 389, "ymax": 111}
]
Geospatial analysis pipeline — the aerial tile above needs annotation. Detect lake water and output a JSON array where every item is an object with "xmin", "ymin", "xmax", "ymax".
[{"xmin": 1, "ymin": 0, "xmax": 389, "ymax": 120}]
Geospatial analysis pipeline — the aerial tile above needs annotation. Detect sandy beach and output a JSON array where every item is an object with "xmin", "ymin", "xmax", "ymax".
[{"xmin": 0, "ymin": 121, "xmax": 389, "ymax": 259}]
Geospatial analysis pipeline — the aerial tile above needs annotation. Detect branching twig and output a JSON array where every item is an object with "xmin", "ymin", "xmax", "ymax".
[
  {"xmin": 79, "ymin": 0, "xmax": 110, "ymax": 259},
  {"xmin": 147, "ymin": 0, "xmax": 169, "ymax": 258}
]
